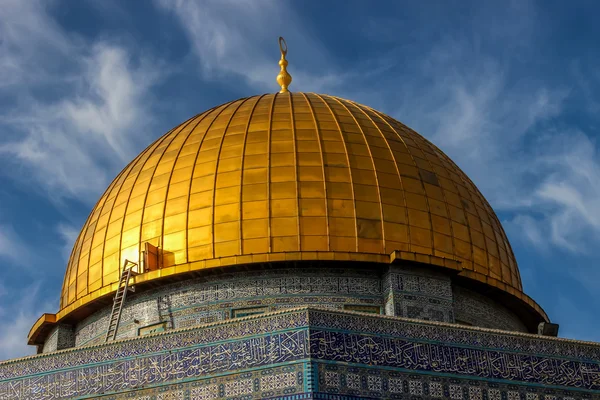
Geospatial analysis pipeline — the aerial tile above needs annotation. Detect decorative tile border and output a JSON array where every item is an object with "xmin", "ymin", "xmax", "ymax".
[
  {"xmin": 310, "ymin": 329, "xmax": 600, "ymax": 390},
  {"xmin": 308, "ymin": 309, "xmax": 600, "ymax": 361},
  {"xmin": 314, "ymin": 363, "xmax": 596, "ymax": 400},
  {"xmin": 73, "ymin": 268, "xmax": 382, "ymax": 347},
  {"xmin": 2, "ymin": 308, "xmax": 600, "ymax": 399},
  {"xmin": 0, "ymin": 310, "xmax": 309, "ymax": 380},
  {"xmin": 454, "ymin": 286, "xmax": 526, "ymax": 332},
  {"xmin": 0, "ymin": 331, "xmax": 309, "ymax": 399},
  {"xmin": 384, "ymin": 267, "xmax": 456, "ymax": 324},
  {"xmin": 97, "ymin": 363, "xmax": 306, "ymax": 400}
]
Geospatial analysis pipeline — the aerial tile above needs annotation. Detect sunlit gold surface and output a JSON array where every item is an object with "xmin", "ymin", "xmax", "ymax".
[
  {"xmin": 61, "ymin": 93, "xmax": 524, "ymax": 313},
  {"xmin": 276, "ymin": 37, "xmax": 292, "ymax": 93}
]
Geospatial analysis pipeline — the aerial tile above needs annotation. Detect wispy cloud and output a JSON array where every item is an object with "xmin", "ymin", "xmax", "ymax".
[
  {"xmin": 154, "ymin": 0, "xmax": 348, "ymax": 93},
  {"xmin": 528, "ymin": 130, "xmax": 600, "ymax": 252},
  {"xmin": 0, "ymin": 283, "xmax": 44, "ymax": 361},
  {"xmin": 0, "ymin": 0, "xmax": 74, "ymax": 88},
  {"xmin": 56, "ymin": 223, "xmax": 79, "ymax": 261},
  {"xmin": 0, "ymin": 1, "xmax": 164, "ymax": 204},
  {"xmin": 0, "ymin": 224, "xmax": 31, "ymax": 266},
  {"xmin": 0, "ymin": 1, "xmax": 598, "ymax": 354},
  {"xmin": 376, "ymin": 5, "xmax": 600, "ymax": 324},
  {"xmin": 0, "ymin": 1, "xmax": 168, "ymax": 361},
  {"xmin": 390, "ymin": 33, "xmax": 596, "ymax": 255}
]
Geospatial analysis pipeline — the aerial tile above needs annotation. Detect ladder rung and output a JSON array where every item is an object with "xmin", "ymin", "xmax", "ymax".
[{"xmin": 105, "ymin": 260, "xmax": 138, "ymax": 343}]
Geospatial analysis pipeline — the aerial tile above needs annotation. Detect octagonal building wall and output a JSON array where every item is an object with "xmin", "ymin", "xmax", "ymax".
[{"xmin": 40, "ymin": 263, "xmax": 530, "ymax": 353}]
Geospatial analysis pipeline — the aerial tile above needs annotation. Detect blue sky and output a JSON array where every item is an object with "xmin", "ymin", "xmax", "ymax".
[{"xmin": 1, "ymin": 0, "xmax": 600, "ymax": 360}]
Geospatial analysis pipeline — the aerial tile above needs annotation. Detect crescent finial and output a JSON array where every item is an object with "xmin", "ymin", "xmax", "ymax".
[{"xmin": 276, "ymin": 37, "xmax": 292, "ymax": 93}]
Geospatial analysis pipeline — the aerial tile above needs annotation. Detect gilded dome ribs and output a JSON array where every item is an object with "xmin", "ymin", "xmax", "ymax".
[
  {"xmin": 312, "ymin": 93, "xmax": 359, "ymax": 253},
  {"xmin": 190, "ymin": 102, "xmax": 241, "ymax": 262},
  {"xmin": 365, "ymin": 106, "xmax": 433, "ymax": 256},
  {"xmin": 210, "ymin": 98, "xmax": 251, "ymax": 259},
  {"xmin": 266, "ymin": 94, "xmax": 276, "ymax": 253},
  {"xmin": 330, "ymin": 97, "xmax": 385, "ymax": 253},
  {"xmin": 238, "ymin": 95, "xmax": 265, "ymax": 256},
  {"xmin": 131, "ymin": 115, "xmax": 199, "ymax": 282},
  {"xmin": 288, "ymin": 93, "xmax": 302, "ymax": 251},
  {"xmin": 301, "ymin": 93, "xmax": 330, "ymax": 252},
  {"xmin": 66, "ymin": 122, "xmax": 179, "ymax": 305},
  {"xmin": 161, "ymin": 107, "xmax": 218, "ymax": 269},
  {"xmin": 375, "ymin": 110, "xmax": 456, "ymax": 263},
  {"xmin": 58, "ymin": 93, "xmax": 534, "ymax": 317},
  {"xmin": 346, "ymin": 99, "xmax": 410, "ymax": 255},
  {"xmin": 95, "ymin": 129, "xmax": 168, "ymax": 294}
]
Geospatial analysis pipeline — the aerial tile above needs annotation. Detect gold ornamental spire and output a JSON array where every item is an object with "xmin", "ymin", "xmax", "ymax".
[{"xmin": 277, "ymin": 37, "xmax": 292, "ymax": 93}]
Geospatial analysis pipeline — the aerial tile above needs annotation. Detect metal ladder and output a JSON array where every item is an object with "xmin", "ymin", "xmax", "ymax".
[{"xmin": 105, "ymin": 260, "xmax": 138, "ymax": 342}]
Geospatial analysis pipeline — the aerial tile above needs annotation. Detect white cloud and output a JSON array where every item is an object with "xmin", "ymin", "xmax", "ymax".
[
  {"xmin": 0, "ymin": 283, "xmax": 43, "ymax": 361},
  {"xmin": 389, "ymin": 32, "xmax": 600, "ymax": 257},
  {"xmin": 0, "ymin": 1, "xmax": 164, "ymax": 204},
  {"xmin": 355, "ymin": 7, "xmax": 600, "ymax": 340},
  {"xmin": 528, "ymin": 131, "xmax": 600, "ymax": 252},
  {"xmin": 506, "ymin": 215, "xmax": 546, "ymax": 250},
  {"xmin": 57, "ymin": 223, "xmax": 79, "ymax": 261},
  {"xmin": 0, "ymin": 0, "xmax": 74, "ymax": 88},
  {"xmin": 0, "ymin": 224, "xmax": 31, "ymax": 266},
  {"xmin": 0, "ymin": 2, "xmax": 168, "ymax": 361},
  {"xmin": 154, "ymin": 0, "xmax": 347, "ymax": 93}
]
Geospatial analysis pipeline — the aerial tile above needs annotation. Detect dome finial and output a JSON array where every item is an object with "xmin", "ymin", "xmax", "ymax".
[{"xmin": 277, "ymin": 37, "xmax": 292, "ymax": 93}]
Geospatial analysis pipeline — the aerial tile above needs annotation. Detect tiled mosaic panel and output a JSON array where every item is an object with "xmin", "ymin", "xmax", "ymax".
[
  {"xmin": 307, "ymin": 309, "xmax": 600, "ymax": 360},
  {"xmin": 96, "ymin": 363, "xmax": 306, "ymax": 400},
  {"xmin": 0, "ymin": 330, "xmax": 309, "ymax": 399},
  {"xmin": 385, "ymin": 266, "xmax": 454, "ymax": 298},
  {"xmin": 316, "ymin": 363, "xmax": 598, "ymax": 400},
  {"xmin": 41, "ymin": 326, "xmax": 59, "ymax": 354},
  {"xmin": 454, "ymin": 285, "xmax": 527, "ymax": 331},
  {"xmin": 3, "ymin": 309, "xmax": 600, "ymax": 399},
  {"xmin": 384, "ymin": 266, "xmax": 456, "ymax": 324},
  {"xmin": 74, "ymin": 268, "xmax": 383, "ymax": 347},
  {"xmin": 71, "ymin": 266, "xmax": 526, "ymax": 349},
  {"xmin": 310, "ymin": 328, "xmax": 600, "ymax": 390},
  {"xmin": 94, "ymin": 360, "xmax": 598, "ymax": 400},
  {"xmin": 42, "ymin": 324, "xmax": 75, "ymax": 353},
  {"xmin": 0, "ymin": 311, "xmax": 309, "ymax": 382}
]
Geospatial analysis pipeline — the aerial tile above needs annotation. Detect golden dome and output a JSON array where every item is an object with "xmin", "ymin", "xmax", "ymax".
[{"xmin": 59, "ymin": 92, "xmax": 541, "ymax": 319}]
